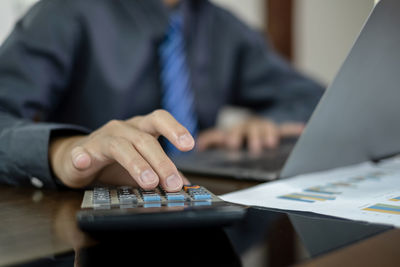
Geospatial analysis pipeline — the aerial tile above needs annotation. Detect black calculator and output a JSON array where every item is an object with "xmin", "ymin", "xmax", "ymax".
[{"xmin": 77, "ymin": 185, "xmax": 247, "ymax": 232}]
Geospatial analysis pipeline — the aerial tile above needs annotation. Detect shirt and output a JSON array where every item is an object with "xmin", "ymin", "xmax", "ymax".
[{"xmin": 0, "ymin": 0, "xmax": 324, "ymax": 188}]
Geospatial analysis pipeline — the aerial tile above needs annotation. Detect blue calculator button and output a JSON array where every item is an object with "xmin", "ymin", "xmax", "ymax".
[
  {"xmin": 142, "ymin": 195, "xmax": 161, "ymax": 202},
  {"xmin": 193, "ymin": 194, "xmax": 211, "ymax": 200},
  {"xmin": 144, "ymin": 202, "xmax": 161, "ymax": 208},
  {"xmin": 166, "ymin": 194, "xmax": 185, "ymax": 201},
  {"xmin": 194, "ymin": 201, "xmax": 212, "ymax": 206}
]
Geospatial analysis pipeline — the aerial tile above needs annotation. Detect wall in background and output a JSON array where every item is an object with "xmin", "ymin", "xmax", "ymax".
[
  {"xmin": 0, "ymin": 2, "xmax": 17, "ymax": 44},
  {"xmin": 0, "ymin": 0, "xmax": 265, "ymax": 44},
  {"xmin": 0, "ymin": 0, "xmax": 38, "ymax": 44},
  {"xmin": 210, "ymin": 0, "xmax": 265, "ymax": 30},
  {"xmin": 293, "ymin": 0, "xmax": 374, "ymax": 85}
]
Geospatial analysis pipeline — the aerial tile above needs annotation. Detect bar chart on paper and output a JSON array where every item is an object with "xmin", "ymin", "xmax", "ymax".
[
  {"xmin": 364, "ymin": 203, "xmax": 400, "ymax": 215},
  {"xmin": 221, "ymin": 158, "xmax": 400, "ymax": 228},
  {"xmin": 276, "ymin": 168, "xmax": 389, "ymax": 205},
  {"xmin": 278, "ymin": 193, "xmax": 336, "ymax": 203}
]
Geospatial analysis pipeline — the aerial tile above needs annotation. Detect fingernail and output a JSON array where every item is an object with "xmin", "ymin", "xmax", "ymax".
[
  {"xmin": 178, "ymin": 134, "xmax": 194, "ymax": 147},
  {"xmin": 166, "ymin": 174, "xmax": 182, "ymax": 189},
  {"xmin": 73, "ymin": 153, "xmax": 90, "ymax": 169},
  {"xmin": 140, "ymin": 169, "xmax": 158, "ymax": 185},
  {"xmin": 73, "ymin": 153, "xmax": 84, "ymax": 165}
]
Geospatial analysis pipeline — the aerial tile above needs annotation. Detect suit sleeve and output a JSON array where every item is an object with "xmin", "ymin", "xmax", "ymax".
[
  {"xmin": 0, "ymin": 1, "xmax": 89, "ymax": 188},
  {"xmin": 232, "ymin": 24, "xmax": 325, "ymax": 123}
]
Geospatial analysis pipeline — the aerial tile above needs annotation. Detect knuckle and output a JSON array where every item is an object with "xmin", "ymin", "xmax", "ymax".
[
  {"xmin": 108, "ymin": 137, "xmax": 125, "ymax": 154},
  {"xmin": 88, "ymin": 131, "xmax": 105, "ymax": 144},
  {"xmin": 151, "ymin": 109, "xmax": 169, "ymax": 120},
  {"xmin": 156, "ymin": 158, "xmax": 176, "ymax": 175},
  {"xmin": 152, "ymin": 109, "xmax": 167, "ymax": 116},
  {"xmin": 127, "ymin": 159, "xmax": 144, "ymax": 172},
  {"xmin": 128, "ymin": 116, "xmax": 143, "ymax": 128},
  {"xmin": 133, "ymin": 132, "xmax": 156, "ymax": 149},
  {"xmin": 105, "ymin": 119, "xmax": 124, "ymax": 130}
]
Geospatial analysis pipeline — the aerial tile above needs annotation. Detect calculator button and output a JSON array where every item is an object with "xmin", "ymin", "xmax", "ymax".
[
  {"xmin": 140, "ymin": 189, "xmax": 161, "ymax": 202},
  {"xmin": 93, "ymin": 198, "xmax": 110, "ymax": 205},
  {"xmin": 94, "ymin": 187, "xmax": 109, "ymax": 192},
  {"xmin": 93, "ymin": 187, "xmax": 111, "ymax": 205},
  {"xmin": 192, "ymin": 193, "xmax": 212, "ymax": 200},
  {"xmin": 193, "ymin": 201, "xmax": 212, "ymax": 206},
  {"xmin": 165, "ymin": 192, "xmax": 185, "ymax": 201},
  {"xmin": 186, "ymin": 186, "xmax": 212, "ymax": 200},
  {"xmin": 119, "ymin": 195, "xmax": 137, "ymax": 204},
  {"xmin": 117, "ymin": 187, "xmax": 137, "ymax": 204},
  {"xmin": 142, "ymin": 195, "xmax": 161, "ymax": 202},
  {"xmin": 144, "ymin": 202, "xmax": 162, "ymax": 208},
  {"xmin": 183, "ymin": 185, "xmax": 201, "ymax": 192}
]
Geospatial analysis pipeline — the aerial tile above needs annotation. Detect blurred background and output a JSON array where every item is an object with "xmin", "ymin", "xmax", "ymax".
[{"xmin": 0, "ymin": 0, "xmax": 375, "ymax": 86}]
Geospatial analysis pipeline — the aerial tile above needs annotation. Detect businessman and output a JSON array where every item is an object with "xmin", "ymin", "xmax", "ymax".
[{"xmin": 0, "ymin": 0, "xmax": 323, "ymax": 191}]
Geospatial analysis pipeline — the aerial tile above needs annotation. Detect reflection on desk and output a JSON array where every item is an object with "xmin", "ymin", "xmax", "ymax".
[
  {"xmin": 0, "ymin": 186, "xmax": 94, "ymax": 266},
  {"xmin": 297, "ymin": 228, "xmax": 400, "ymax": 267}
]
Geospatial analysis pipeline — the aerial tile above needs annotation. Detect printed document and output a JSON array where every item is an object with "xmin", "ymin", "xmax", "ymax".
[{"xmin": 221, "ymin": 158, "xmax": 400, "ymax": 227}]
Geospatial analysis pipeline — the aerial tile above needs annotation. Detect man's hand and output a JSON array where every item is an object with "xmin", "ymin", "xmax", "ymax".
[
  {"xmin": 49, "ymin": 110, "xmax": 194, "ymax": 192},
  {"xmin": 197, "ymin": 117, "xmax": 304, "ymax": 154}
]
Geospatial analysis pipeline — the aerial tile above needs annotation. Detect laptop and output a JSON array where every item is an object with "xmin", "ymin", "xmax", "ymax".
[
  {"xmin": 175, "ymin": 0, "xmax": 400, "ymax": 183},
  {"xmin": 281, "ymin": 0, "xmax": 400, "ymax": 178},
  {"xmin": 172, "ymin": 137, "xmax": 297, "ymax": 182}
]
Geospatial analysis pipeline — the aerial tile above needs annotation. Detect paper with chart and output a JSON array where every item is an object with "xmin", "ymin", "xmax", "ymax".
[{"xmin": 221, "ymin": 158, "xmax": 400, "ymax": 227}]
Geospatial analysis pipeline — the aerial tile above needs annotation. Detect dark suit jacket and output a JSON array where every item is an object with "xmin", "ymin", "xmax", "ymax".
[{"xmin": 0, "ymin": 0, "xmax": 323, "ymax": 188}]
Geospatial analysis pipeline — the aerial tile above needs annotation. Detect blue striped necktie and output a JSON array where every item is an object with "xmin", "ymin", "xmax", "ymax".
[{"xmin": 159, "ymin": 13, "xmax": 198, "ymax": 156}]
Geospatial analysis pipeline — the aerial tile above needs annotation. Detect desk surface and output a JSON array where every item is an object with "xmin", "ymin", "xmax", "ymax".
[
  {"xmin": 297, "ymin": 228, "xmax": 400, "ymax": 267},
  {"xmin": 1, "ymin": 175, "xmax": 398, "ymax": 267},
  {"xmin": 0, "ymin": 186, "xmax": 93, "ymax": 266},
  {"xmin": 0, "ymin": 175, "xmax": 259, "ymax": 266}
]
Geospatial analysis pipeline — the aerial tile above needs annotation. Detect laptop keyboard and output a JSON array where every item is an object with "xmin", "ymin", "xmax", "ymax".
[
  {"xmin": 214, "ymin": 154, "xmax": 286, "ymax": 171},
  {"xmin": 211, "ymin": 142, "xmax": 293, "ymax": 171},
  {"xmin": 171, "ymin": 138, "xmax": 297, "ymax": 181}
]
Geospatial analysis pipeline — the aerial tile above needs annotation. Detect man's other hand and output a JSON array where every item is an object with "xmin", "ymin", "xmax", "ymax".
[
  {"xmin": 49, "ymin": 110, "xmax": 194, "ymax": 192},
  {"xmin": 196, "ymin": 117, "xmax": 304, "ymax": 155}
]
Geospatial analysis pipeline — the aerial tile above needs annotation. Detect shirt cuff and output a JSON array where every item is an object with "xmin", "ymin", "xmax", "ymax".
[{"xmin": 9, "ymin": 123, "xmax": 90, "ymax": 189}]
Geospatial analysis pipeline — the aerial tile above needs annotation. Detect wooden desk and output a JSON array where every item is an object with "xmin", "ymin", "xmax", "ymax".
[
  {"xmin": 0, "ymin": 176, "xmax": 259, "ymax": 266},
  {"xmin": 0, "ymin": 186, "xmax": 94, "ymax": 266},
  {"xmin": 2, "ymin": 176, "xmax": 396, "ymax": 267},
  {"xmin": 297, "ymin": 228, "xmax": 400, "ymax": 267}
]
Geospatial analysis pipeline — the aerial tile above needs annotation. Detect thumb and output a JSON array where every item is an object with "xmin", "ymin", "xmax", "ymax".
[{"xmin": 71, "ymin": 146, "xmax": 92, "ymax": 170}]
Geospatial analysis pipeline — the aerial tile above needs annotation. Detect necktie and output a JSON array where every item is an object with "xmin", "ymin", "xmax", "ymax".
[{"xmin": 159, "ymin": 13, "xmax": 198, "ymax": 156}]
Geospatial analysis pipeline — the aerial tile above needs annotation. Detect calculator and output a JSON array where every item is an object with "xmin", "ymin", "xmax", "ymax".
[{"xmin": 77, "ymin": 185, "xmax": 247, "ymax": 232}]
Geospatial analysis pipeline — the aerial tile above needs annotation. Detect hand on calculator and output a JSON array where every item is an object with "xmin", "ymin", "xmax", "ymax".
[{"xmin": 49, "ymin": 110, "xmax": 194, "ymax": 192}]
